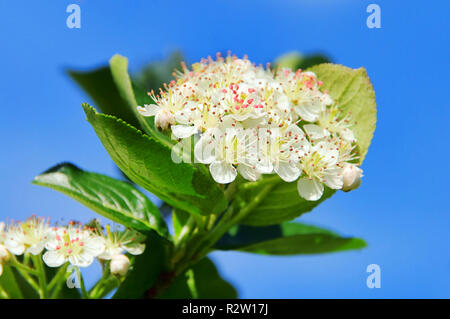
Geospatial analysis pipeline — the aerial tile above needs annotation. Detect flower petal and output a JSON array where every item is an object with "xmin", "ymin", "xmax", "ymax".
[
  {"xmin": 237, "ymin": 164, "xmax": 260, "ymax": 182},
  {"xmin": 171, "ymin": 125, "xmax": 198, "ymax": 139},
  {"xmin": 324, "ymin": 168, "xmax": 344, "ymax": 189},
  {"xmin": 294, "ymin": 104, "xmax": 320, "ymax": 122},
  {"xmin": 303, "ymin": 124, "xmax": 330, "ymax": 141},
  {"xmin": 274, "ymin": 162, "xmax": 301, "ymax": 182},
  {"xmin": 43, "ymin": 251, "xmax": 66, "ymax": 268},
  {"xmin": 4, "ymin": 239, "xmax": 25, "ymax": 256},
  {"xmin": 194, "ymin": 132, "xmax": 216, "ymax": 164},
  {"xmin": 297, "ymin": 177, "xmax": 324, "ymax": 201},
  {"xmin": 125, "ymin": 243, "xmax": 145, "ymax": 255},
  {"xmin": 209, "ymin": 161, "xmax": 237, "ymax": 184},
  {"xmin": 137, "ymin": 104, "xmax": 158, "ymax": 117}
]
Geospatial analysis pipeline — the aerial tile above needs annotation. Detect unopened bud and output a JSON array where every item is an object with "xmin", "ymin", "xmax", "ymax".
[
  {"xmin": 342, "ymin": 164, "xmax": 363, "ymax": 192},
  {"xmin": 155, "ymin": 109, "xmax": 175, "ymax": 130},
  {"xmin": 0, "ymin": 245, "xmax": 10, "ymax": 264},
  {"xmin": 110, "ymin": 254, "xmax": 130, "ymax": 276}
]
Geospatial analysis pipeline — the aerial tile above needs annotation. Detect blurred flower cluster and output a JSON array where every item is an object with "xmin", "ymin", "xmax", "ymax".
[
  {"xmin": 138, "ymin": 53, "xmax": 363, "ymax": 201},
  {"xmin": 0, "ymin": 216, "xmax": 145, "ymax": 279}
]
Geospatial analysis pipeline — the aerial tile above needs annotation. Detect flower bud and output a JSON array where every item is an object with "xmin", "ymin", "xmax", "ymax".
[
  {"xmin": 0, "ymin": 245, "xmax": 10, "ymax": 264},
  {"xmin": 155, "ymin": 109, "xmax": 175, "ymax": 130},
  {"xmin": 110, "ymin": 254, "xmax": 130, "ymax": 276},
  {"xmin": 342, "ymin": 164, "xmax": 363, "ymax": 192}
]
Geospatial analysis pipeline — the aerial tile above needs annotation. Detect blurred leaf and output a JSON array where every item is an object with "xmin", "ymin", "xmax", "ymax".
[
  {"xmin": 275, "ymin": 51, "xmax": 331, "ymax": 71},
  {"xmin": 159, "ymin": 258, "xmax": 237, "ymax": 299},
  {"xmin": 82, "ymin": 104, "xmax": 227, "ymax": 216},
  {"xmin": 0, "ymin": 266, "xmax": 24, "ymax": 298},
  {"xmin": 33, "ymin": 163, "xmax": 168, "ymax": 237},
  {"xmin": 239, "ymin": 176, "xmax": 335, "ymax": 226},
  {"xmin": 113, "ymin": 233, "xmax": 167, "ymax": 298},
  {"xmin": 216, "ymin": 222, "xmax": 366, "ymax": 255},
  {"xmin": 134, "ymin": 51, "xmax": 184, "ymax": 92},
  {"xmin": 172, "ymin": 208, "xmax": 190, "ymax": 238},
  {"xmin": 307, "ymin": 64, "xmax": 377, "ymax": 163},
  {"xmin": 68, "ymin": 65, "xmax": 141, "ymax": 129}
]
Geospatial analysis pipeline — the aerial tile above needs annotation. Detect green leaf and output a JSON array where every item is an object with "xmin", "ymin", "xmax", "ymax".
[
  {"xmin": 215, "ymin": 222, "xmax": 366, "ymax": 255},
  {"xmin": 239, "ymin": 177, "xmax": 335, "ymax": 226},
  {"xmin": 0, "ymin": 266, "xmax": 24, "ymax": 298},
  {"xmin": 32, "ymin": 163, "xmax": 168, "ymax": 237},
  {"xmin": 158, "ymin": 258, "xmax": 237, "ymax": 299},
  {"xmin": 307, "ymin": 63, "xmax": 377, "ymax": 163},
  {"xmin": 172, "ymin": 208, "xmax": 190, "ymax": 238},
  {"xmin": 82, "ymin": 104, "xmax": 227, "ymax": 216},
  {"xmin": 113, "ymin": 233, "xmax": 167, "ymax": 298},
  {"xmin": 275, "ymin": 51, "xmax": 331, "ymax": 71}
]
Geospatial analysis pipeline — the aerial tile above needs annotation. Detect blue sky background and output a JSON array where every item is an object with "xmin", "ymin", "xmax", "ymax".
[{"xmin": 0, "ymin": 0, "xmax": 449, "ymax": 298}]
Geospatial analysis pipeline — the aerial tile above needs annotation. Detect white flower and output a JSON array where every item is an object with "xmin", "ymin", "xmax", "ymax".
[
  {"xmin": 138, "ymin": 53, "xmax": 363, "ymax": 199},
  {"xmin": 0, "ymin": 223, "xmax": 9, "ymax": 277},
  {"xmin": 137, "ymin": 104, "xmax": 176, "ymax": 130},
  {"xmin": 0, "ymin": 245, "xmax": 9, "ymax": 263},
  {"xmin": 256, "ymin": 124, "xmax": 307, "ymax": 182},
  {"xmin": 277, "ymin": 69, "xmax": 332, "ymax": 122},
  {"xmin": 342, "ymin": 163, "xmax": 363, "ymax": 192},
  {"xmin": 4, "ymin": 216, "xmax": 51, "ymax": 256},
  {"xmin": 97, "ymin": 227, "xmax": 145, "ymax": 260},
  {"xmin": 43, "ymin": 225, "xmax": 105, "ymax": 268},
  {"xmin": 317, "ymin": 106, "xmax": 356, "ymax": 142},
  {"xmin": 297, "ymin": 141, "xmax": 343, "ymax": 201},
  {"xmin": 195, "ymin": 127, "xmax": 261, "ymax": 184},
  {"xmin": 0, "ymin": 245, "xmax": 9, "ymax": 277},
  {"xmin": 195, "ymin": 128, "xmax": 238, "ymax": 184},
  {"xmin": 171, "ymin": 102, "xmax": 220, "ymax": 139},
  {"xmin": 110, "ymin": 254, "xmax": 130, "ymax": 276}
]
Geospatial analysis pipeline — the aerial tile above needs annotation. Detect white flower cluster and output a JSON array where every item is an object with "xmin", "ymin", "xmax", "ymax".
[
  {"xmin": 0, "ymin": 216, "xmax": 145, "ymax": 277},
  {"xmin": 138, "ymin": 54, "xmax": 363, "ymax": 201}
]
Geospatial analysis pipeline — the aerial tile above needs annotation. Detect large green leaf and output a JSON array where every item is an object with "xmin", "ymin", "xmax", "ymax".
[
  {"xmin": 0, "ymin": 266, "xmax": 24, "ymax": 299},
  {"xmin": 239, "ymin": 177, "xmax": 335, "ymax": 226},
  {"xmin": 159, "ymin": 258, "xmax": 237, "ymax": 299},
  {"xmin": 113, "ymin": 233, "xmax": 167, "ymax": 298},
  {"xmin": 215, "ymin": 222, "xmax": 366, "ymax": 255},
  {"xmin": 32, "ymin": 163, "xmax": 168, "ymax": 237},
  {"xmin": 307, "ymin": 63, "xmax": 377, "ymax": 163},
  {"xmin": 82, "ymin": 104, "xmax": 227, "ymax": 216}
]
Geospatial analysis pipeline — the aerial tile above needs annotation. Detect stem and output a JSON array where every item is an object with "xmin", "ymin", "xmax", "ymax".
[
  {"xmin": 12, "ymin": 263, "xmax": 41, "ymax": 294},
  {"xmin": 48, "ymin": 263, "xmax": 68, "ymax": 292},
  {"xmin": 90, "ymin": 277, "xmax": 119, "ymax": 299},
  {"xmin": 75, "ymin": 267, "xmax": 89, "ymax": 299},
  {"xmin": 32, "ymin": 254, "xmax": 48, "ymax": 299},
  {"xmin": 196, "ymin": 183, "xmax": 276, "ymax": 260},
  {"xmin": 185, "ymin": 268, "xmax": 198, "ymax": 298},
  {"xmin": 50, "ymin": 268, "xmax": 69, "ymax": 299},
  {"xmin": 89, "ymin": 264, "xmax": 113, "ymax": 298},
  {"xmin": 11, "ymin": 257, "xmax": 39, "ymax": 276},
  {"xmin": 149, "ymin": 178, "xmax": 278, "ymax": 298},
  {"xmin": 174, "ymin": 216, "xmax": 196, "ymax": 247}
]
